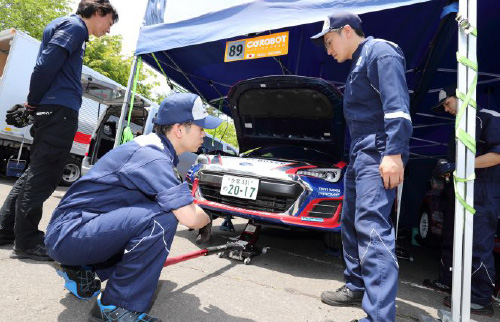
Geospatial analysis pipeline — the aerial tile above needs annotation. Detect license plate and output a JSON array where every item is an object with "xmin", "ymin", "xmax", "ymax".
[{"xmin": 220, "ymin": 175, "xmax": 259, "ymax": 200}]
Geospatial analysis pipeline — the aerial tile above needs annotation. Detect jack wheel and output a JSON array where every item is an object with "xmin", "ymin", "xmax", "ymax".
[{"xmin": 243, "ymin": 258, "xmax": 251, "ymax": 265}]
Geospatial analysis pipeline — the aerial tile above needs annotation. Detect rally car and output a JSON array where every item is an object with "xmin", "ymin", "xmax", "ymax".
[{"xmin": 186, "ymin": 75, "xmax": 346, "ymax": 246}]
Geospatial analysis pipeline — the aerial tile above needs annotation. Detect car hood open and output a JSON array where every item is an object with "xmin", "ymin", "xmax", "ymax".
[{"xmin": 227, "ymin": 75, "xmax": 345, "ymax": 160}]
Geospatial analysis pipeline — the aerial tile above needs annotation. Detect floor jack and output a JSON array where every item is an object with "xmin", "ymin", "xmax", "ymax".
[{"xmin": 164, "ymin": 220, "xmax": 269, "ymax": 267}]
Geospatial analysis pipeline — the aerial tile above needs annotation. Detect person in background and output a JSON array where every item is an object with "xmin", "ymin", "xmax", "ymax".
[{"xmin": 423, "ymin": 85, "xmax": 500, "ymax": 317}]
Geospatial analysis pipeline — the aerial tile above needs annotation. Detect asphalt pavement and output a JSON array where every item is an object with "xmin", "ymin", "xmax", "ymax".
[{"xmin": 0, "ymin": 176, "xmax": 498, "ymax": 321}]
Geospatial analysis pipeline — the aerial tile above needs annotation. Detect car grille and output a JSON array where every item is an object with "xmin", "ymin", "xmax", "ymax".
[
  {"xmin": 307, "ymin": 200, "xmax": 341, "ymax": 218},
  {"xmin": 197, "ymin": 171, "xmax": 303, "ymax": 213}
]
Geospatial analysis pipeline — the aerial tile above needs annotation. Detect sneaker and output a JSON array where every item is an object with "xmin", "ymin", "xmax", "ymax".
[
  {"xmin": 321, "ymin": 285, "xmax": 363, "ymax": 306},
  {"xmin": 423, "ymin": 279, "xmax": 451, "ymax": 294},
  {"xmin": 10, "ymin": 244, "xmax": 53, "ymax": 261},
  {"xmin": 443, "ymin": 295, "xmax": 494, "ymax": 317},
  {"xmin": 89, "ymin": 298, "xmax": 162, "ymax": 322},
  {"xmin": 54, "ymin": 262, "xmax": 101, "ymax": 299}
]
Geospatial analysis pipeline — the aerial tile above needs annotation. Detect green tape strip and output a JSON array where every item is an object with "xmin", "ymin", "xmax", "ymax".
[
  {"xmin": 456, "ymin": 53, "xmax": 478, "ymax": 71},
  {"xmin": 453, "ymin": 172, "xmax": 476, "ymax": 215},
  {"xmin": 456, "ymin": 92, "xmax": 476, "ymax": 109},
  {"xmin": 456, "ymin": 128, "xmax": 476, "ymax": 155},
  {"xmin": 122, "ymin": 56, "xmax": 142, "ymax": 144},
  {"xmin": 452, "ymin": 32, "xmax": 479, "ymax": 215}
]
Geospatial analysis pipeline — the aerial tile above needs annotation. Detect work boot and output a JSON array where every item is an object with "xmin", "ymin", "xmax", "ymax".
[
  {"xmin": 321, "ymin": 285, "xmax": 363, "ymax": 306},
  {"xmin": 443, "ymin": 296, "xmax": 494, "ymax": 317},
  {"xmin": 89, "ymin": 298, "xmax": 162, "ymax": 322},
  {"xmin": 54, "ymin": 262, "xmax": 101, "ymax": 299},
  {"xmin": 423, "ymin": 279, "xmax": 451, "ymax": 294},
  {"xmin": 10, "ymin": 244, "xmax": 53, "ymax": 261}
]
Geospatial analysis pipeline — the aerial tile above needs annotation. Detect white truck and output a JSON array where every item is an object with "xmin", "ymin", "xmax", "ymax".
[{"xmin": 0, "ymin": 28, "xmax": 155, "ymax": 185}]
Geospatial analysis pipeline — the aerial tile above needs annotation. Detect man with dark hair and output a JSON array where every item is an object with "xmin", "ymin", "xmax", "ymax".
[
  {"xmin": 45, "ymin": 92, "xmax": 220, "ymax": 322},
  {"xmin": 311, "ymin": 11, "xmax": 412, "ymax": 321},
  {"xmin": 0, "ymin": 0, "xmax": 118, "ymax": 261},
  {"xmin": 423, "ymin": 85, "xmax": 500, "ymax": 316}
]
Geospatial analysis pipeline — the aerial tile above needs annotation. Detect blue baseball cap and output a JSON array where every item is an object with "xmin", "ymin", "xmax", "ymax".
[
  {"xmin": 432, "ymin": 85, "xmax": 456, "ymax": 113},
  {"xmin": 155, "ymin": 93, "xmax": 223, "ymax": 129},
  {"xmin": 311, "ymin": 11, "xmax": 362, "ymax": 46}
]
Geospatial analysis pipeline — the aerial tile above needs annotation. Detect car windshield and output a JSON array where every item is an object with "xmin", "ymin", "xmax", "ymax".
[{"xmin": 243, "ymin": 145, "xmax": 336, "ymax": 165}]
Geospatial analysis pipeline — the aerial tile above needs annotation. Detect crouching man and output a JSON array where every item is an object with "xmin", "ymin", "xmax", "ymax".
[{"xmin": 45, "ymin": 93, "xmax": 221, "ymax": 321}]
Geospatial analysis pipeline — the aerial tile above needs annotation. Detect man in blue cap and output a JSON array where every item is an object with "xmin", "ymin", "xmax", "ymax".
[
  {"xmin": 311, "ymin": 11, "xmax": 412, "ymax": 321},
  {"xmin": 44, "ymin": 92, "xmax": 221, "ymax": 321},
  {"xmin": 423, "ymin": 85, "xmax": 500, "ymax": 316}
]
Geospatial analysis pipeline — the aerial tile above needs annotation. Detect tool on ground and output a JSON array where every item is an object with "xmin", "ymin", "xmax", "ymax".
[{"xmin": 164, "ymin": 220, "xmax": 269, "ymax": 266}]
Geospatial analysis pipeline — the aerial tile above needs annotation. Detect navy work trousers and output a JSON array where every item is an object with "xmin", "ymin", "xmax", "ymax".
[
  {"xmin": 439, "ymin": 180, "xmax": 499, "ymax": 306},
  {"xmin": 0, "ymin": 105, "xmax": 78, "ymax": 249},
  {"xmin": 46, "ymin": 204, "xmax": 178, "ymax": 312},
  {"xmin": 341, "ymin": 138, "xmax": 399, "ymax": 322}
]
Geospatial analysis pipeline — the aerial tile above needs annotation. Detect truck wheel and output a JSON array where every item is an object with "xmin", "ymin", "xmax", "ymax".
[{"xmin": 60, "ymin": 157, "xmax": 82, "ymax": 186}]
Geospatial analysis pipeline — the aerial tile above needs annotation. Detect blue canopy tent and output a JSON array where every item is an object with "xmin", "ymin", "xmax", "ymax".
[{"xmin": 134, "ymin": 0, "xmax": 499, "ymax": 157}]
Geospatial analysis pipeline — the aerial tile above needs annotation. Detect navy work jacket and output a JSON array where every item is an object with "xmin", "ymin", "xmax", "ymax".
[{"xmin": 344, "ymin": 36, "xmax": 413, "ymax": 160}]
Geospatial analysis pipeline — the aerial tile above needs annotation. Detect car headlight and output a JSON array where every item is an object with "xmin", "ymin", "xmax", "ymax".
[
  {"xmin": 297, "ymin": 168, "xmax": 342, "ymax": 183},
  {"xmin": 195, "ymin": 154, "xmax": 209, "ymax": 165}
]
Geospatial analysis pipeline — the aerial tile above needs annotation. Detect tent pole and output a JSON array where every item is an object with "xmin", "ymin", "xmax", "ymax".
[
  {"xmin": 114, "ymin": 55, "xmax": 139, "ymax": 148},
  {"xmin": 451, "ymin": 0, "xmax": 477, "ymax": 320}
]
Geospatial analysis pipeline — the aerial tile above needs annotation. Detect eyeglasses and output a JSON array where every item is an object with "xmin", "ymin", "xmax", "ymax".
[{"xmin": 324, "ymin": 26, "xmax": 344, "ymax": 51}]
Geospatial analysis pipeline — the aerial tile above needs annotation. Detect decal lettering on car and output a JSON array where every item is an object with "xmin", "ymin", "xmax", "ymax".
[{"xmin": 317, "ymin": 187, "xmax": 342, "ymax": 197}]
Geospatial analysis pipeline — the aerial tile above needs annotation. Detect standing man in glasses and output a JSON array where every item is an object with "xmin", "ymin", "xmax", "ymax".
[{"xmin": 311, "ymin": 11, "xmax": 412, "ymax": 322}]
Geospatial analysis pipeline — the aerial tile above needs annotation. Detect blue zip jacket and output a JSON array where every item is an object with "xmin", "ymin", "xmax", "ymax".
[
  {"xmin": 344, "ymin": 36, "xmax": 412, "ymax": 159},
  {"xmin": 46, "ymin": 133, "xmax": 194, "ymax": 246}
]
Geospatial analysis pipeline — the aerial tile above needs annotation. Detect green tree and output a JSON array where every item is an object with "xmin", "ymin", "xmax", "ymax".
[
  {"xmin": 0, "ymin": 0, "xmax": 72, "ymax": 40},
  {"xmin": 84, "ymin": 35, "xmax": 160, "ymax": 101},
  {"xmin": 206, "ymin": 121, "xmax": 239, "ymax": 149}
]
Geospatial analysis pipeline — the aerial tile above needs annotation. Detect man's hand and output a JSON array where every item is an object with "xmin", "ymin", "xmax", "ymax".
[{"xmin": 379, "ymin": 154, "xmax": 404, "ymax": 189}]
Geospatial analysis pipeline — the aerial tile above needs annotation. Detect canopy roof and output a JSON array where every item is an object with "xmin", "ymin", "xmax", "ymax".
[{"xmin": 135, "ymin": 0, "xmax": 500, "ymax": 159}]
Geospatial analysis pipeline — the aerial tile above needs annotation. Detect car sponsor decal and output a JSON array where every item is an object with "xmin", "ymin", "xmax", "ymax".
[
  {"xmin": 317, "ymin": 187, "xmax": 342, "ymax": 197},
  {"xmin": 224, "ymin": 31, "xmax": 289, "ymax": 62},
  {"xmin": 301, "ymin": 217, "xmax": 324, "ymax": 222}
]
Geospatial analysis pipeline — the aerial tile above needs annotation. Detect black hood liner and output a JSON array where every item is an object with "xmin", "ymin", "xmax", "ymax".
[{"xmin": 228, "ymin": 75, "xmax": 345, "ymax": 161}]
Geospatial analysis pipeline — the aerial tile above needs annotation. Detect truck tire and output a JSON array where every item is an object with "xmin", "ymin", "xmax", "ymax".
[{"xmin": 60, "ymin": 157, "xmax": 82, "ymax": 186}]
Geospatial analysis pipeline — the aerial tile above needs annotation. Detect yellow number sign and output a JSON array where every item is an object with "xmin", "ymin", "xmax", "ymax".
[{"xmin": 224, "ymin": 31, "xmax": 289, "ymax": 62}]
